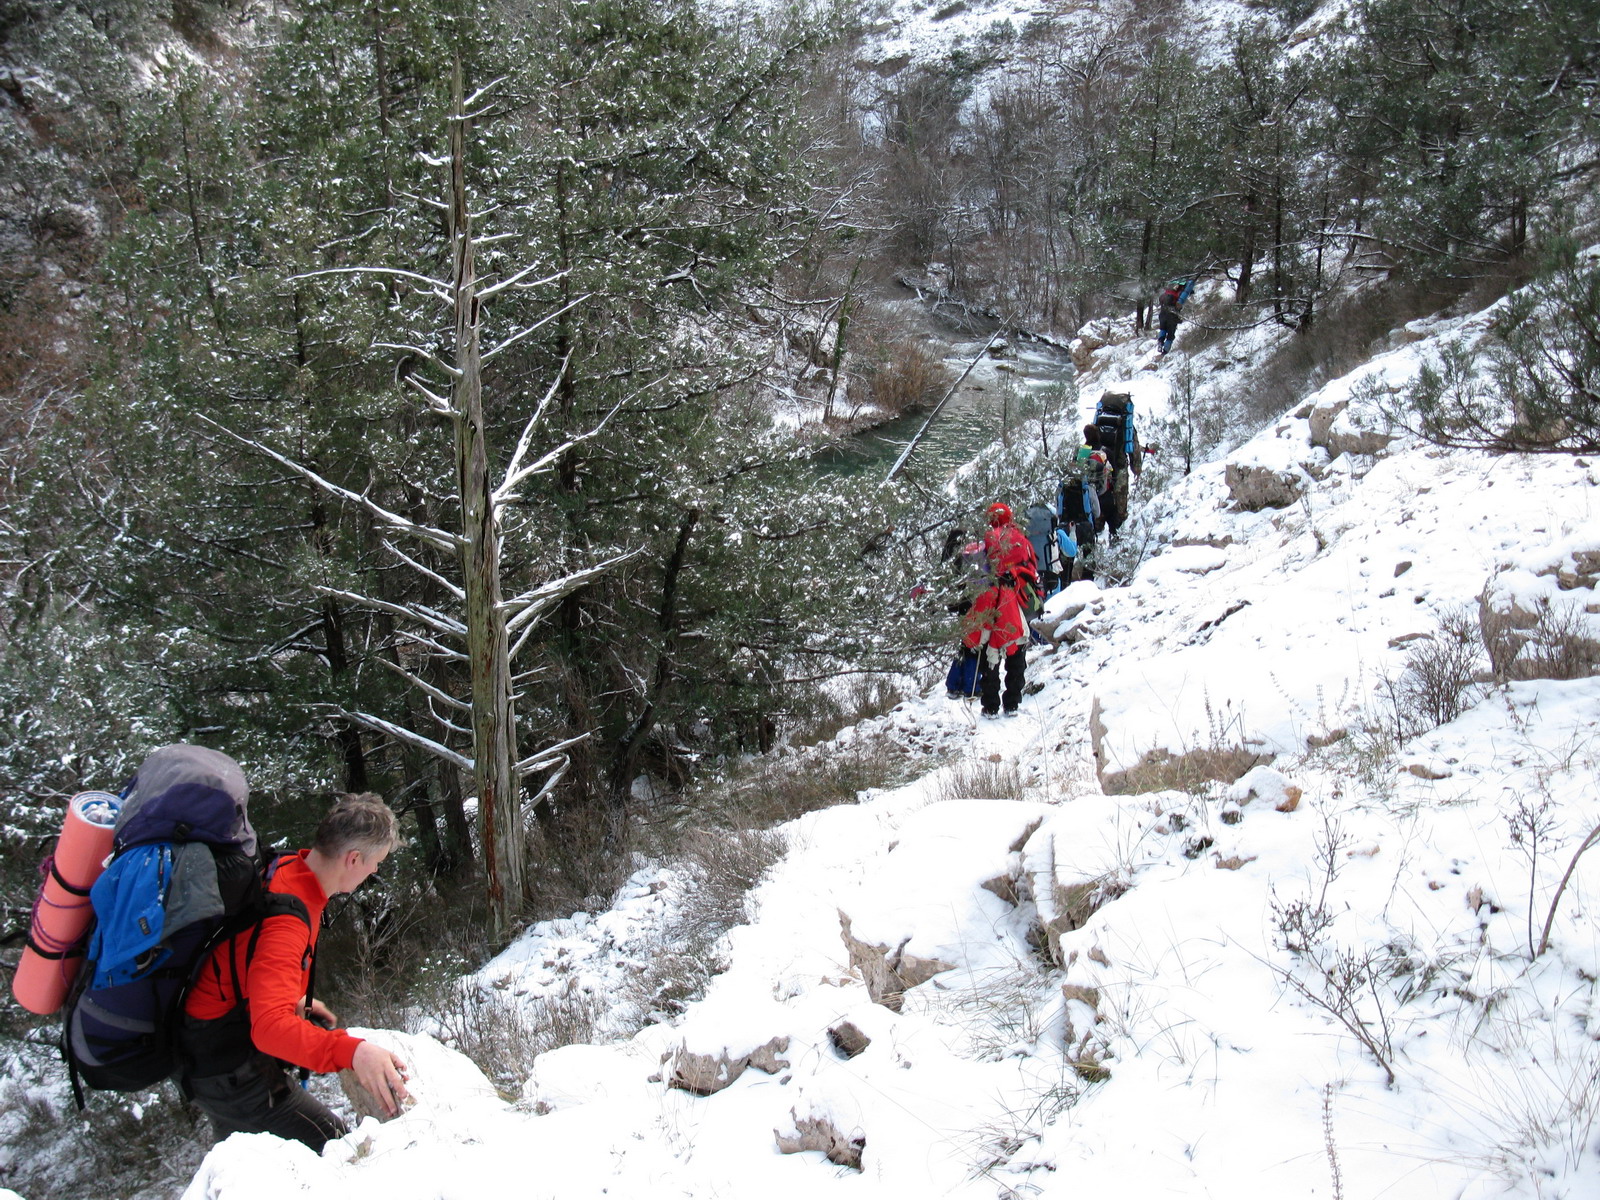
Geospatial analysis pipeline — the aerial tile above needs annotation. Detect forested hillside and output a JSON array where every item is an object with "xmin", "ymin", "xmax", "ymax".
[{"xmin": 0, "ymin": 0, "xmax": 1597, "ymax": 1192}]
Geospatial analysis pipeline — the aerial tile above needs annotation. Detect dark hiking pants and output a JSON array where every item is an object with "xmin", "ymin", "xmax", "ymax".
[
  {"xmin": 186, "ymin": 1052, "xmax": 347, "ymax": 1152},
  {"xmin": 1105, "ymin": 469, "xmax": 1130, "ymax": 538},
  {"xmin": 979, "ymin": 646, "xmax": 1027, "ymax": 715}
]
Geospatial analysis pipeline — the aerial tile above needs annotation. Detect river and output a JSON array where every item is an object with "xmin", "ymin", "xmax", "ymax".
[{"xmin": 815, "ymin": 324, "xmax": 1079, "ymax": 481}]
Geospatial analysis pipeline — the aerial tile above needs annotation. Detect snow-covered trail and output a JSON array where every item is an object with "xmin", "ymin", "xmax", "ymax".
[{"xmin": 181, "ymin": 275, "xmax": 1600, "ymax": 1200}]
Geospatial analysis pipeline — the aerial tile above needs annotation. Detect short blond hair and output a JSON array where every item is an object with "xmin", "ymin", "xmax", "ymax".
[{"xmin": 312, "ymin": 792, "xmax": 399, "ymax": 858}]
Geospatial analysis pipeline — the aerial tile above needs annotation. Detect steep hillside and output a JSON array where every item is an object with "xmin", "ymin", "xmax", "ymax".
[{"xmin": 173, "ymin": 232, "xmax": 1600, "ymax": 1200}]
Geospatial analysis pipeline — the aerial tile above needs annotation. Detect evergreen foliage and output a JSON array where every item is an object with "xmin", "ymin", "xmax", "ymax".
[{"xmin": 1403, "ymin": 258, "xmax": 1600, "ymax": 454}]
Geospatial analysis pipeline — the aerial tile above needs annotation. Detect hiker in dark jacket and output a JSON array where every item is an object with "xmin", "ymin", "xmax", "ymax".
[
  {"xmin": 180, "ymin": 794, "xmax": 409, "ymax": 1151},
  {"xmin": 1156, "ymin": 281, "xmax": 1187, "ymax": 354}
]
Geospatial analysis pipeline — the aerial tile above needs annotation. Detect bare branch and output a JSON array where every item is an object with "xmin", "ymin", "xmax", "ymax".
[
  {"xmin": 501, "ymin": 548, "xmax": 643, "ymax": 635},
  {"xmin": 315, "ymin": 586, "xmax": 467, "ymax": 638},
  {"xmin": 496, "ymin": 392, "xmax": 629, "ymax": 505},
  {"xmin": 380, "ymin": 538, "xmax": 465, "ymax": 601},
  {"xmin": 480, "ymin": 292, "xmax": 590, "ymax": 362},
  {"xmin": 328, "ymin": 707, "xmax": 472, "ymax": 771},
  {"xmin": 494, "ymin": 356, "xmax": 570, "ymax": 507},
  {"xmin": 395, "ymin": 628, "xmax": 470, "ymax": 663},
  {"xmin": 476, "ymin": 264, "xmax": 567, "ymax": 303},
  {"xmin": 375, "ymin": 656, "xmax": 472, "ymax": 713},
  {"xmin": 515, "ymin": 731, "xmax": 591, "ymax": 777},
  {"xmin": 197, "ymin": 414, "xmax": 461, "ymax": 554},
  {"xmin": 289, "ymin": 265, "xmax": 452, "ymax": 305}
]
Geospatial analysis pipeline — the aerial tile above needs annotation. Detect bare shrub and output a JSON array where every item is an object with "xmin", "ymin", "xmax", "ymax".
[
  {"xmin": 867, "ymin": 338, "xmax": 951, "ymax": 416},
  {"xmin": 1517, "ymin": 603, "xmax": 1600, "ymax": 681},
  {"xmin": 1478, "ymin": 588, "xmax": 1599, "ymax": 683},
  {"xmin": 937, "ymin": 755, "xmax": 1030, "ymax": 802},
  {"xmin": 1266, "ymin": 943, "xmax": 1402, "ymax": 1086},
  {"xmin": 429, "ymin": 983, "xmax": 605, "ymax": 1100},
  {"xmin": 796, "ymin": 674, "xmax": 906, "ymax": 746},
  {"xmin": 1401, "ymin": 606, "xmax": 1483, "ymax": 727},
  {"xmin": 675, "ymin": 732, "xmax": 914, "ymax": 832},
  {"xmin": 1231, "ymin": 276, "xmax": 1481, "ymax": 429},
  {"xmin": 671, "ymin": 827, "xmax": 787, "ymax": 947},
  {"xmin": 0, "ymin": 1048, "xmax": 209, "ymax": 1200},
  {"xmin": 628, "ymin": 828, "xmax": 787, "ymax": 1023}
]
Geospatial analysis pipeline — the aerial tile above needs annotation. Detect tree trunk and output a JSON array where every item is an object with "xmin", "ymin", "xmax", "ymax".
[{"xmin": 447, "ymin": 58, "xmax": 523, "ymax": 943}]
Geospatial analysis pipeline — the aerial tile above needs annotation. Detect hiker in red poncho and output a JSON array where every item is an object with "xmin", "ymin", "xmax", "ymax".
[{"xmin": 964, "ymin": 502, "xmax": 1038, "ymax": 718}]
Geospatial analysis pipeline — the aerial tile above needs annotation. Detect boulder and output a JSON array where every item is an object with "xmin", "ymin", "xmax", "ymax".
[
  {"xmin": 1306, "ymin": 394, "xmax": 1396, "ymax": 458},
  {"xmin": 828, "ymin": 1021, "xmax": 872, "ymax": 1059},
  {"xmin": 838, "ymin": 911, "xmax": 954, "ymax": 1012},
  {"xmin": 1225, "ymin": 461, "xmax": 1308, "ymax": 511},
  {"xmin": 1226, "ymin": 765, "xmax": 1304, "ymax": 813},
  {"xmin": 775, "ymin": 1110, "xmax": 864, "ymax": 1169},
  {"xmin": 663, "ymin": 1034, "xmax": 790, "ymax": 1096},
  {"xmin": 337, "ymin": 1027, "xmax": 502, "ymax": 1123}
]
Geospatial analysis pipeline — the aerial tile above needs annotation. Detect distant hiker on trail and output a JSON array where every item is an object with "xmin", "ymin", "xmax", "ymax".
[
  {"xmin": 963, "ymin": 502, "xmax": 1038, "ymax": 717},
  {"xmin": 1155, "ymin": 278, "xmax": 1194, "ymax": 355},
  {"xmin": 180, "ymin": 792, "xmax": 409, "ymax": 1152}
]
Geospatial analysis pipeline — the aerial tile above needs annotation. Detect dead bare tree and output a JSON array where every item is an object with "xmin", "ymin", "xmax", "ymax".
[{"xmin": 202, "ymin": 60, "xmax": 632, "ymax": 943}]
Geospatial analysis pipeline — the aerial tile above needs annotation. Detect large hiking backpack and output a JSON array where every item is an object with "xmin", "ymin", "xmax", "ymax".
[
  {"xmin": 1095, "ymin": 393, "xmax": 1135, "ymax": 471},
  {"xmin": 1023, "ymin": 504, "xmax": 1058, "ymax": 571},
  {"xmin": 1058, "ymin": 477, "xmax": 1093, "ymax": 527},
  {"xmin": 61, "ymin": 745, "xmax": 304, "ymax": 1100}
]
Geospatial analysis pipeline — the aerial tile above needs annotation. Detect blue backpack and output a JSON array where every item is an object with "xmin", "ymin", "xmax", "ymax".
[{"xmin": 62, "ymin": 745, "xmax": 307, "ymax": 1103}]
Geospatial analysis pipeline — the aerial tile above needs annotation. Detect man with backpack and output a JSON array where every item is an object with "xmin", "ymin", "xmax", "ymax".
[
  {"xmin": 1094, "ymin": 394, "xmax": 1142, "ymax": 540},
  {"xmin": 1156, "ymin": 278, "xmax": 1193, "ymax": 355},
  {"xmin": 178, "ymin": 791, "xmax": 410, "ymax": 1151}
]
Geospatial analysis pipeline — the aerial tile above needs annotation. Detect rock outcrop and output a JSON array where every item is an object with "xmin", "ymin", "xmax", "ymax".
[
  {"xmin": 663, "ymin": 1035, "xmax": 791, "ymax": 1096},
  {"xmin": 775, "ymin": 1110, "xmax": 864, "ymax": 1169},
  {"xmin": 838, "ymin": 912, "xmax": 954, "ymax": 1012}
]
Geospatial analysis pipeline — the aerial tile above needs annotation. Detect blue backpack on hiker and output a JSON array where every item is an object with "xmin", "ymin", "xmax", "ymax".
[{"xmin": 62, "ymin": 745, "xmax": 306, "ymax": 1103}]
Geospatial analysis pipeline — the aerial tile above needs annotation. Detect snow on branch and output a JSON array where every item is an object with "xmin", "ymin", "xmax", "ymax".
[
  {"xmin": 494, "ymin": 391, "xmax": 629, "ymax": 507},
  {"xmin": 501, "ymin": 548, "xmax": 643, "ymax": 636},
  {"xmin": 476, "ymin": 264, "xmax": 567, "ymax": 303},
  {"xmin": 516, "ymin": 731, "xmax": 590, "ymax": 779},
  {"xmin": 315, "ymin": 586, "xmax": 467, "ymax": 638},
  {"xmin": 525, "ymin": 759, "xmax": 570, "ymax": 803},
  {"xmin": 480, "ymin": 292, "xmax": 589, "ymax": 363},
  {"xmin": 289, "ymin": 265, "xmax": 453, "ymax": 306},
  {"xmin": 323, "ymin": 706, "xmax": 472, "ymax": 771},
  {"xmin": 381, "ymin": 538, "xmax": 465, "ymax": 601},
  {"xmin": 374, "ymin": 342, "xmax": 465, "ymax": 380},
  {"xmin": 394, "ymin": 628, "xmax": 469, "ymax": 663},
  {"xmin": 197, "ymin": 414, "xmax": 461, "ymax": 554},
  {"xmin": 462, "ymin": 75, "xmax": 509, "ymax": 113},
  {"xmin": 375, "ymin": 656, "xmax": 472, "ymax": 713},
  {"xmin": 495, "ymin": 356, "xmax": 568, "ymax": 505}
]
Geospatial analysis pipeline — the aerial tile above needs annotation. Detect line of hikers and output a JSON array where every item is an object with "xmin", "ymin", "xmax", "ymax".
[{"xmin": 943, "ymin": 391, "xmax": 1147, "ymax": 717}]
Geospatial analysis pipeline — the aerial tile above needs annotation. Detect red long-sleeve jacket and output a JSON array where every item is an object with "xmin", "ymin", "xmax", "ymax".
[
  {"xmin": 983, "ymin": 523, "xmax": 1038, "ymax": 581},
  {"xmin": 963, "ymin": 583, "xmax": 1027, "ymax": 656},
  {"xmin": 183, "ymin": 850, "xmax": 361, "ymax": 1074}
]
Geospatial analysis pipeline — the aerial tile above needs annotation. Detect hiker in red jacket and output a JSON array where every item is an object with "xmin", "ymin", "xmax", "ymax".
[
  {"xmin": 179, "ymin": 793, "xmax": 410, "ymax": 1151},
  {"xmin": 965, "ymin": 503, "xmax": 1037, "ymax": 717}
]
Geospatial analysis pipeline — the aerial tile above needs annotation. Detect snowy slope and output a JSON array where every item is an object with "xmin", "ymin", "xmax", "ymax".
[{"xmin": 178, "ymin": 249, "xmax": 1600, "ymax": 1200}]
